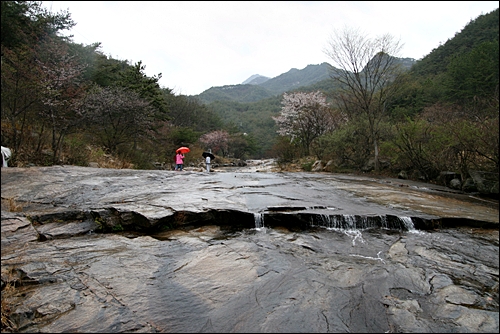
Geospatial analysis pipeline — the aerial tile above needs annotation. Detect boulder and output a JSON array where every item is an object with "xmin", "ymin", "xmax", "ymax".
[
  {"xmin": 461, "ymin": 178, "xmax": 478, "ymax": 192},
  {"xmin": 449, "ymin": 178, "xmax": 462, "ymax": 190},
  {"xmin": 469, "ymin": 170, "xmax": 499, "ymax": 196},
  {"xmin": 311, "ymin": 160, "xmax": 323, "ymax": 172},
  {"xmin": 437, "ymin": 171, "xmax": 461, "ymax": 187}
]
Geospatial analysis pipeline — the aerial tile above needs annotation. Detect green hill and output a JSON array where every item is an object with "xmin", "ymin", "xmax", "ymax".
[
  {"xmin": 411, "ymin": 8, "xmax": 498, "ymax": 76},
  {"xmin": 195, "ymin": 84, "xmax": 274, "ymax": 104},
  {"xmin": 259, "ymin": 62, "xmax": 331, "ymax": 94}
]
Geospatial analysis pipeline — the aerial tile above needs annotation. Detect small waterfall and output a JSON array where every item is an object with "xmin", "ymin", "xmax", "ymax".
[
  {"xmin": 344, "ymin": 215, "xmax": 356, "ymax": 229},
  {"xmin": 398, "ymin": 216, "xmax": 415, "ymax": 231},
  {"xmin": 308, "ymin": 213, "xmax": 422, "ymax": 232},
  {"xmin": 318, "ymin": 214, "xmax": 373, "ymax": 230},
  {"xmin": 380, "ymin": 215, "xmax": 388, "ymax": 229},
  {"xmin": 254, "ymin": 213, "xmax": 264, "ymax": 229}
]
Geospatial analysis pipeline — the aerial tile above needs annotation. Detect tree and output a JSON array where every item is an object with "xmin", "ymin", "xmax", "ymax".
[
  {"xmin": 1, "ymin": 44, "xmax": 43, "ymax": 152},
  {"xmin": 199, "ymin": 130, "xmax": 229, "ymax": 157},
  {"xmin": 1, "ymin": 1, "xmax": 75, "ymax": 50},
  {"xmin": 37, "ymin": 37, "xmax": 88, "ymax": 164},
  {"xmin": 83, "ymin": 86, "xmax": 156, "ymax": 154},
  {"xmin": 117, "ymin": 61, "xmax": 168, "ymax": 117},
  {"xmin": 227, "ymin": 132, "xmax": 258, "ymax": 159},
  {"xmin": 272, "ymin": 91, "xmax": 337, "ymax": 156},
  {"xmin": 166, "ymin": 93, "xmax": 223, "ymax": 132},
  {"xmin": 324, "ymin": 26, "xmax": 405, "ymax": 171},
  {"xmin": 1, "ymin": 1, "xmax": 77, "ymax": 163}
]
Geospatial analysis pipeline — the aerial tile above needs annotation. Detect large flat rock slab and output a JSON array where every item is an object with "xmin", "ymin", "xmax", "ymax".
[
  {"xmin": 1, "ymin": 166, "xmax": 498, "ymax": 227},
  {"xmin": 1, "ymin": 166, "xmax": 498, "ymax": 333}
]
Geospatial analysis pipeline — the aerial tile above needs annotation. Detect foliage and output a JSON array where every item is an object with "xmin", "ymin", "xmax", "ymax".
[
  {"xmin": 85, "ymin": 52, "xmax": 130, "ymax": 87},
  {"xmin": 1, "ymin": 1, "xmax": 75, "ymax": 49},
  {"xmin": 318, "ymin": 118, "xmax": 372, "ymax": 170},
  {"xmin": 227, "ymin": 132, "xmax": 258, "ymax": 159},
  {"xmin": 1, "ymin": 44, "xmax": 43, "ymax": 154},
  {"xmin": 82, "ymin": 86, "xmax": 156, "ymax": 153},
  {"xmin": 444, "ymin": 41, "xmax": 499, "ymax": 105},
  {"xmin": 169, "ymin": 127, "xmax": 201, "ymax": 147},
  {"xmin": 112, "ymin": 224, "xmax": 124, "ymax": 232},
  {"xmin": 37, "ymin": 36, "xmax": 90, "ymax": 164},
  {"xmin": 206, "ymin": 96, "xmax": 282, "ymax": 157},
  {"xmin": 268, "ymin": 136, "xmax": 301, "ymax": 163},
  {"xmin": 390, "ymin": 102, "xmax": 499, "ymax": 179},
  {"xmin": 116, "ymin": 61, "xmax": 168, "ymax": 118},
  {"xmin": 168, "ymin": 94, "xmax": 223, "ymax": 132}
]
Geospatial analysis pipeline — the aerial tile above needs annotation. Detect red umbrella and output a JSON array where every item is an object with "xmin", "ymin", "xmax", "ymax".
[{"xmin": 176, "ymin": 147, "xmax": 190, "ymax": 154}]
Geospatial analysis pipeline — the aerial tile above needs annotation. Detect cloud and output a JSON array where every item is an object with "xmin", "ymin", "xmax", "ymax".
[{"xmin": 43, "ymin": 1, "xmax": 499, "ymax": 96}]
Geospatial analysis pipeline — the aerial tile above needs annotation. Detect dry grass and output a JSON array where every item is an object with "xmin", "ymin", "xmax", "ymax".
[
  {"xmin": 1, "ymin": 270, "xmax": 18, "ymax": 332},
  {"xmin": 6, "ymin": 198, "xmax": 23, "ymax": 212},
  {"xmin": 87, "ymin": 145, "xmax": 134, "ymax": 169}
]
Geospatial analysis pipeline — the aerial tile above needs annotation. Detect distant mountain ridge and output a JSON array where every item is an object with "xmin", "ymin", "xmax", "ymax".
[
  {"xmin": 193, "ymin": 62, "xmax": 333, "ymax": 104},
  {"xmin": 193, "ymin": 59, "xmax": 416, "ymax": 104},
  {"xmin": 242, "ymin": 74, "xmax": 270, "ymax": 85}
]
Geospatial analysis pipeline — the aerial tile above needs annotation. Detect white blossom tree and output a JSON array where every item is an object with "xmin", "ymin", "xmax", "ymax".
[
  {"xmin": 273, "ymin": 91, "xmax": 337, "ymax": 156},
  {"xmin": 37, "ymin": 37, "xmax": 88, "ymax": 164},
  {"xmin": 83, "ymin": 86, "xmax": 156, "ymax": 153}
]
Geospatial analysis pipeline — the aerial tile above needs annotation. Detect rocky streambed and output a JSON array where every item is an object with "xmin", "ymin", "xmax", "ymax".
[{"xmin": 1, "ymin": 165, "xmax": 498, "ymax": 333}]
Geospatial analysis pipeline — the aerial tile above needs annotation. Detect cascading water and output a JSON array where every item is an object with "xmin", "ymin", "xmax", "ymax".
[
  {"xmin": 254, "ymin": 213, "xmax": 264, "ymax": 229},
  {"xmin": 314, "ymin": 214, "xmax": 418, "ymax": 231},
  {"xmin": 398, "ymin": 216, "xmax": 415, "ymax": 231},
  {"xmin": 380, "ymin": 215, "xmax": 389, "ymax": 229},
  {"xmin": 318, "ymin": 214, "xmax": 374, "ymax": 230}
]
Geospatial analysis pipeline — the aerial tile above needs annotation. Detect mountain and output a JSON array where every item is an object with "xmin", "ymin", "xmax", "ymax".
[
  {"xmin": 193, "ymin": 62, "xmax": 332, "ymax": 104},
  {"xmin": 193, "ymin": 84, "xmax": 274, "ymax": 104},
  {"xmin": 259, "ymin": 62, "xmax": 331, "ymax": 94},
  {"xmin": 242, "ymin": 74, "xmax": 270, "ymax": 85},
  {"xmin": 193, "ymin": 59, "xmax": 415, "ymax": 104}
]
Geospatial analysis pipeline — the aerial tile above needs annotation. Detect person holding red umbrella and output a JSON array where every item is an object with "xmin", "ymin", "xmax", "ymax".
[
  {"xmin": 174, "ymin": 152, "xmax": 184, "ymax": 171},
  {"xmin": 174, "ymin": 147, "xmax": 190, "ymax": 171}
]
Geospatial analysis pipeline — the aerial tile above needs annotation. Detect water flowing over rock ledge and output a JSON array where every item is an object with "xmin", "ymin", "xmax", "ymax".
[
  {"xmin": 1, "ymin": 165, "xmax": 498, "ymax": 231},
  {"xmin": 19, "ymin": 207, "xmax": 499, "ymax": 242}
]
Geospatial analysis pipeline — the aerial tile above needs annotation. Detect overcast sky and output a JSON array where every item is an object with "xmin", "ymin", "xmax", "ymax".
[{"xmin": 42, "ymin": 1, "xmax": 498, "ymax": 96}]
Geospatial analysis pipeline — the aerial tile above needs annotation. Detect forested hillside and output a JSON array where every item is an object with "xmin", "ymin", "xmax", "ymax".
[
  {"xmin": 1, "ymin": 2, "xmax": 497, "ymax": 188},
  {"xmin": 1, "ymin": 1, "xmax": 241, "ymax": 168}
]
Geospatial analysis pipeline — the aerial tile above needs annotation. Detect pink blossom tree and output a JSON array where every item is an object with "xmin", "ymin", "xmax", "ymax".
[{"xmin": 199, "ymin": 130, "xmax": 229, "ymax": 157}]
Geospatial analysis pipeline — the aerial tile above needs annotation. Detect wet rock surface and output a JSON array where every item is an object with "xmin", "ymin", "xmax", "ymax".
[{"xmin": 1, "ymin": 165, "xmax": 498, "ymax": 333}]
